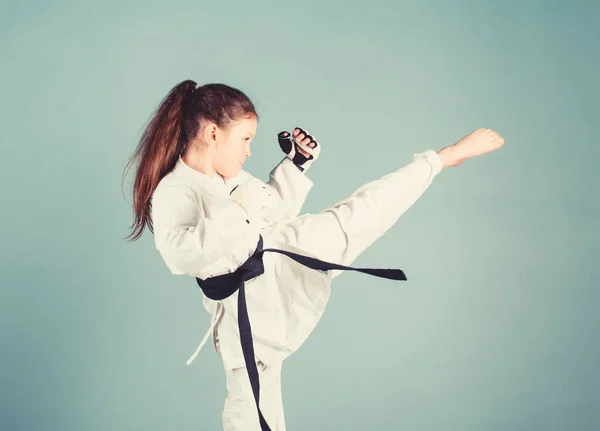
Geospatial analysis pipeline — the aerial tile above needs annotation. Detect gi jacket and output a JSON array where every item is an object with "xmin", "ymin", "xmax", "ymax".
[{"xmin": 151, "ymin": 156, "xmax": 326, "ymax": 368}]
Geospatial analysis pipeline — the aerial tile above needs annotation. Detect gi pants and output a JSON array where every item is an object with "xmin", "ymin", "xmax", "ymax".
[{"xmin": 223, "ymin": 360, "xmax": 285, "ymax": 431}]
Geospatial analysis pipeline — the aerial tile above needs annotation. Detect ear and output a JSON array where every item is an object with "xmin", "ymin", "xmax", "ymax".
[{"xmin": 203, "ymin": 123, "xmax": 219, "ymax": 148}]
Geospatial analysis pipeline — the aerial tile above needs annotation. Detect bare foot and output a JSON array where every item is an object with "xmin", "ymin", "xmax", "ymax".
[{"xmin": 444, "ymin": 128, "xmax": 504, "ymax": 167}]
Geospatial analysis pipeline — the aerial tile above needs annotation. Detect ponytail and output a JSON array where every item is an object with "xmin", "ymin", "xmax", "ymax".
[{"xmin": 122, "ymin": 80, "xmax": 196, "ymax": 241}]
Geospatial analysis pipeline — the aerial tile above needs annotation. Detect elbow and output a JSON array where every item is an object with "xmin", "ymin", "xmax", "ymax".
[
  {"xmin": 157, "ymin": 246, "xmax": 204, "ymax": 278},
  {"xmin": 156, "ymin": 234, "xmax": 209, "ymax": 278},
  {"xmin": 157, "ymin": 243, "xmax": 236, "ymax": 280}
]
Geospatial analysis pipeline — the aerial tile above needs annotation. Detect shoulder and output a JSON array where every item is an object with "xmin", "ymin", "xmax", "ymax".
[{"xmin": 152, "ymin": 172, "xmax": 201, "ymax": 209}]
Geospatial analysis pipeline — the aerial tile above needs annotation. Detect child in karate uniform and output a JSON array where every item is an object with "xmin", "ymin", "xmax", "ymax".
[{"xmin": 124, "ymin": 80, "xmax": 504, "ymax": 430}]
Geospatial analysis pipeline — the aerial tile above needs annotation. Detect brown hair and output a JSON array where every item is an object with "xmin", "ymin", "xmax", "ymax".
[{"xmin": 122, "ymin": 80, "xmax": 258, "ymax": 241}]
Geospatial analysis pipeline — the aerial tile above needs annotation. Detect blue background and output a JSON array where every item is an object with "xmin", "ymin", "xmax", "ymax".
[{"xmin": 1, "ymin": 0, "xmax": 598, "ymax": 429}]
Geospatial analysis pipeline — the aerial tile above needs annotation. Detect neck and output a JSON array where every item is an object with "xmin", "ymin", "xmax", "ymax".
[{"xmin": 182, "ymin": 147, "xmax": 220, "ymax": 178}]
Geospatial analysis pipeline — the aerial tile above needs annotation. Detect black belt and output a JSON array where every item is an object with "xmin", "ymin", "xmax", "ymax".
[{"xmin": 196, "ymin": 235, "xmax": 407, "ymax": 430}]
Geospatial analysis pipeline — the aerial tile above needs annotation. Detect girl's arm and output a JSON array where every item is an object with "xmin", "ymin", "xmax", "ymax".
[{"xmin": 151, "ymin": 184, "xmax": 261, "ymax": 280}]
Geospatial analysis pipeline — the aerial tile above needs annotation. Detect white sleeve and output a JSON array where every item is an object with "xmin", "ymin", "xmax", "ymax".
[
  {"xmin": 264, "ymin": 157, "xmax": 314, "ymax": 219},
  {"xmin": 151, "ymin": 185, "xmax": 261, "ymax": 280},
  {"xmin": 230, "ymin": 157, "xmax": 313, "ymax": 224}
]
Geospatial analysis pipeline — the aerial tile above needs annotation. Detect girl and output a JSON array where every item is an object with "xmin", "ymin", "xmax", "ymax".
[{"xmin": 123, "ymin": 80, "xmax": 504, "ymax": 430}]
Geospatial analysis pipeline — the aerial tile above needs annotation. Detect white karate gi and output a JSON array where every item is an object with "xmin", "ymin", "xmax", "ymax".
[{"xmin": 151, "ymin": 150, "xmax": 443, "ymax": 430}]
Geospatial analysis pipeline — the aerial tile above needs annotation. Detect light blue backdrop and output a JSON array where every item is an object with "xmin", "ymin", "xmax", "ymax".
[{"xmin": 1, "ymin": 0, "xmax": 598, "ymax": 430}]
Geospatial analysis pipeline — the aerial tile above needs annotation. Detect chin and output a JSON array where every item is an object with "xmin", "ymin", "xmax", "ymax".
[{"xmin": 220, "ymin": 166, "xmax": 242, "ymax": 179}]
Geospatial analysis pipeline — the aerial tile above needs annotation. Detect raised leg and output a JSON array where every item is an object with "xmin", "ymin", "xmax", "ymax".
[{"xmin": 271, "ymin": 150, "xmax": 443, "ymax": 278}]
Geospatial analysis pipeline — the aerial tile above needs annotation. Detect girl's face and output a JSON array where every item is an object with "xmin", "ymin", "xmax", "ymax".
[{"xmin": 212, "ymin": 116, "xmax": 257, "ymax": 178}]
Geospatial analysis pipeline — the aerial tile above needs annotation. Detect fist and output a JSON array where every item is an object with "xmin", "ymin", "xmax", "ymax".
[
  {"xmin": 278, "ymin": 127, "xmax": 321, "ymax": 172},
  {"xmin": 230, "ymin": 178, "xmax": 273, "ymax": 218},
  {"xmin": 229, "ymin": 178, "xmax": 285, "ymax": 228}
]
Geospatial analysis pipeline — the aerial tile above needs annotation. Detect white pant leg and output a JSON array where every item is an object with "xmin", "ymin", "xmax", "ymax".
[
  {"xmin": 274, "ymin": 151, "xmax": 443, "ymax": 278},
  {"xmin": 222, "ymin": 360, "xmax": 285, "ymax": 431}
]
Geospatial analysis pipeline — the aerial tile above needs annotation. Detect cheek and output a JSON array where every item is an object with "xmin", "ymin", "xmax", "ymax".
[
  {"xmin": 218, "ymin": 142, "xmax": 237, "ymax": 160},
  {"xmin": 228, "ymin": 141, "xmax": 244, "ymax": 156},
  {"xmin": 232, "ymin": 142, "xmax": 246, "ymax": 159}
]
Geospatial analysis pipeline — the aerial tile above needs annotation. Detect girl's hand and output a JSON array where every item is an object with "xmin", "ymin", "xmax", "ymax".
[{"xmin": 278, "ymin": 127, "xmax": 321, "ymax": 172}]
